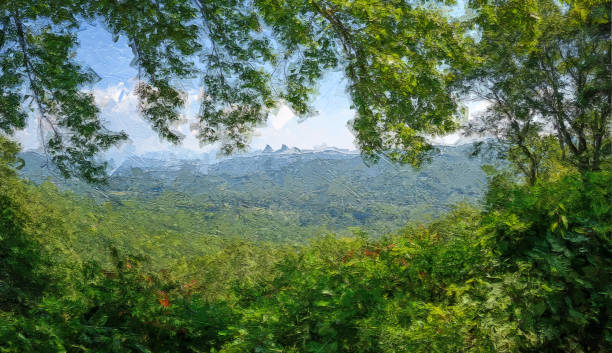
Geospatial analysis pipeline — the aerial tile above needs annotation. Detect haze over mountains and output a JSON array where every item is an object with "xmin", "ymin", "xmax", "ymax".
[{"xmin": 19, "ymin": 143, "xmax": 489, "ymax": 240}]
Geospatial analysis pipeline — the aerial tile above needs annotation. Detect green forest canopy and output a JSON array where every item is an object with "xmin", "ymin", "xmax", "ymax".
[
  {"xmin": 1, "ymin": 145, "xmax": 610, "ymax": 351},
  {"xmin": 2, "ymin": 0, "xmax": 608, "ymax": 182}
]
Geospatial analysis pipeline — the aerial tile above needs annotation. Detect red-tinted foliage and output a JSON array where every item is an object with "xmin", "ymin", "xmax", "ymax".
[{"xmin": 157, "ymin": 290, "xmax": 171, "ymax": 308}]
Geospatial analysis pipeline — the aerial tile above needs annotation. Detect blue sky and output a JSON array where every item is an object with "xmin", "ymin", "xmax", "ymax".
[
  {"xmin": 17, "ymin": 4, "xmax": 486, "ymax": 157},
  {"xmin": 17, "ymin": 23, "xmax": 362, "ymax": 155}
]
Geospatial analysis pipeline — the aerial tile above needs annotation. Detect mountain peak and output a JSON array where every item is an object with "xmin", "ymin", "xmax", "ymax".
[
  {"xmin": 278, "ymin": 144, "xmax": 289, "ymax": 152},
  {"xmin": 263, "ymin": 145, "xmax": 273, "ymax": 153}
]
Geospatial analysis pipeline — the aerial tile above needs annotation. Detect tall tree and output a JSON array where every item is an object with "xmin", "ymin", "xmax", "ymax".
[
  {"xmin": 0, "ymin": 0, "xmax": 468, "ymax": 182},
  {"xmin": 458, "ymin": 0, "xmax": 611, "ymax": 181}
]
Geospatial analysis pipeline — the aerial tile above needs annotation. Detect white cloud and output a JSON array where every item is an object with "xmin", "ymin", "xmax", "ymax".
[
  {"xmin": 268, "ymin": 105, "xmax": 295, "ymax": 130},
  {"xmin": 16, "ymin": 80, "xmax": 494, "ymax": 158},
  {"xmin": 252, "ymin": 104, "xmax": 357, "ymax": 151},
  {"xmin": 466, "ymin": 100, "xmax": 490, "ymax": 120},
  {"xmin": 430, "ymin": 99, "xmax": 491, "ymax": 145},
  {"xmin": 13, "ymin": 119, "xmax": 41, "ymax": 151}
]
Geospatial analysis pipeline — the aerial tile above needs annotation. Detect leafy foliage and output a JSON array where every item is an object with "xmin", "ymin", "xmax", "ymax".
[
  {"xmin": 459, "ymin": 0, "xmax": 611, "ymax": 180},
  {"xmin": 1, "ymin": 0, "xmax": 471, "ymax": 181},
  {"xmin": 1, "ymin": 0, "xmax": 609, "ymax": 351}
]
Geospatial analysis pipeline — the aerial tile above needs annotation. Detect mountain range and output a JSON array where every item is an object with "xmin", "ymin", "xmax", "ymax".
[{"xmin": 18, "ymin": 143, "xmax": 489, "ymax": 240}]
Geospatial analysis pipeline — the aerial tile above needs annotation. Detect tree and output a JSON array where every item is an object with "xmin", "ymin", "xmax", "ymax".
[
  {"xmin": 0, "ymin": 0, "xmax": 468, "ymax": 182},
  {"xmin": 457, "ymin": 0, "xmax": 611, "ymax": 183}
]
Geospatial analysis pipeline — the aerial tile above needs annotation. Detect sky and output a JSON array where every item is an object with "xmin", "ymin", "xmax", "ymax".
[{"xmin": 16, "ymin": 10, "xmax": 486, "ymax": 158}]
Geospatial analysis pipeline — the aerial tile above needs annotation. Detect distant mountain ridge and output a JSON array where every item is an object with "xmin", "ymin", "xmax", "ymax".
[{"xmin": 17, "ymin": 143, "xmax": 489, "ymax": 239}]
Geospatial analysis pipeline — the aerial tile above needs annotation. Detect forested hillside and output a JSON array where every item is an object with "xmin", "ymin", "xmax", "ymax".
[
  {"xmin": 18, "ymin": 144, "xmax": 487, "ymax": 240},
  {"xmin": 1, "ymin": 140, "xmax": 610, "ymax": 352}
]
